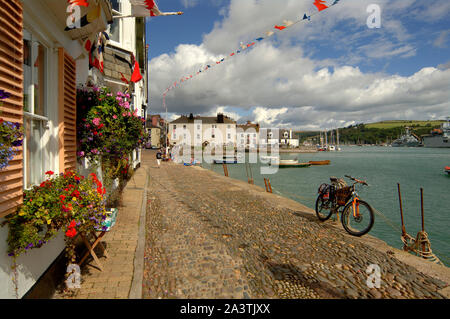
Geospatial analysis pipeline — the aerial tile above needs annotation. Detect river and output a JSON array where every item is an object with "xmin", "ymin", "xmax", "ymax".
[{"xmin": 201, "ymin": 146, "xmax": 450, "ymax": 266}]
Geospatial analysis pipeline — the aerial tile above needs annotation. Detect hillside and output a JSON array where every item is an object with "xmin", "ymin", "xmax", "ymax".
[{"xmin": 295, "ymin": 120, "xmax": 446, "ymax": 145}]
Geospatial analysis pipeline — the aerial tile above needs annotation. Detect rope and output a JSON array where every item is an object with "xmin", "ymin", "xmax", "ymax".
[{"xmin": 401, "ymin": 231, "xmax": 443, "ymax": 265}]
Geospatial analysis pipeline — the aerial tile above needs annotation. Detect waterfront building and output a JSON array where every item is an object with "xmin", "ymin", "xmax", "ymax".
[
  {"xmin": 237, "ymin": 121, "xmax": 260, "ymax": 150},
  {"xmin": 260, "ymin": 128, "xmax": 299, "ymax": 147},
  {"xmin": 169, "ymin": 113, "xmax": 237, "ymax": 147}
]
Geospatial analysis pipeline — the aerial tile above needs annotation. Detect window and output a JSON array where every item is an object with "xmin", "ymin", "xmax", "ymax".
[
  {"xmin": 197, "ymin": 124, "xmax": 201, "ymax": 130},
  {"xmin": 227, "ymin": 125, "xmax": 230, "ymax": 129},
  {"xmin": 183, "ymin": 125, "xmax": 186, "ymax": 129},
  {"xmin": 109, "ymin": 0, "xmax": 121, "ymax": 43},
  {"xmin": 212, "ymin": 134, "xmax": 215, "ymax": 138},
  {"xmin": 23, "ymin": 29, "xmax": 48, "ymax": 188},
  {"xmin": 197, "ymin": 134, "xmax": 200, "ymax": 139},
  {"xmin": 227, "ymin": 134, "xmax": 231, "ymax": 139},
  {"xmin": 173, "ymin": 124, "xmax": 176, "ymax": 129}
]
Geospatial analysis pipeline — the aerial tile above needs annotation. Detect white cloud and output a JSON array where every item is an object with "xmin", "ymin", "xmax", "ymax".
[{"xmin": 148, "ymin": 0, "xmax": 450, "ymax": 130}]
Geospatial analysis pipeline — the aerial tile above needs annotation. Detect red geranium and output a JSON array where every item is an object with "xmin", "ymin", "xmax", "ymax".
[
  {"xmin": 65, "ymin": 228, "xmax": 77, "ymax": 238},
  {"xmin": 45, "ymin": 171, "xmax": 54, "ymax": 176}
]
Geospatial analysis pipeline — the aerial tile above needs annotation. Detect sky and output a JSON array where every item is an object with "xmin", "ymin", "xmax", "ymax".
[{"xmin": 145, "ymin": 0, "xmax": 450, "ymax": 130}]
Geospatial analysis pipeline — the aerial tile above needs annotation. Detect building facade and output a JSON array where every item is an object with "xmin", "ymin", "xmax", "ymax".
[
  {"xmin": 169, "ymin": 114, "xmax": 237, "ymax": 147},
  {"xmin": 236, "ymin": 121, "xmax": 259, "ymax": 150}
]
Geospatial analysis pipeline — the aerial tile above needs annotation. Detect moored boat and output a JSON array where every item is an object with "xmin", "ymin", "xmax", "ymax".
[
  {"xmin": 309, "ymin": 160, "xmax": 331, "ymax": 165},
  {"xmin": 445, "ymin": 166, "xmax": 450, "ymax": 175}
]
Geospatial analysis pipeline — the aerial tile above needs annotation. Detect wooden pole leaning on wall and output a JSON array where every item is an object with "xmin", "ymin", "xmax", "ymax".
[
  {"xmin": 223, "ymin": 163, "xmax": 229, "ymax": 177},
  {"xmin": 264, "ymin": 178, "xmax": 268, "ymax": 192},
  {"xmin": 420, "ymin": 188, "xmax": 426, "ymax": 253},
  {"xmin": 397, "ymin": 183, "xmax": 406, "ymax": 236}
]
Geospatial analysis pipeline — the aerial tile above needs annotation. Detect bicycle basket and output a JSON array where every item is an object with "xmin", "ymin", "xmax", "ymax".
[{"xmin": 335, "ymin": 186, "xmax": 352, "ymax": 205}]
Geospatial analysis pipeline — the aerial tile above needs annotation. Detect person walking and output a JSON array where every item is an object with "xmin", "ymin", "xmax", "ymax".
[{"xmin": 156, "ymin": 149, "xmax": 162, "ymax": 168}]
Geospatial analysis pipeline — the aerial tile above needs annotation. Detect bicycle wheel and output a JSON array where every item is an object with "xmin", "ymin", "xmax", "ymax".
[
  {"xmin": 315, "ymin": 194, "xmax": 333, "ymax": 221},
  {"xmin": 341, "ymin": 199, "xmax": 374, "ymax": 236}
]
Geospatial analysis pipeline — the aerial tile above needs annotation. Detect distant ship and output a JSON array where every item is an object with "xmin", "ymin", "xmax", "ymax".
[
  {"xmin": 391, "ymin": 128, "xmax": 420, "ymax": 147},
  {"xmin": 422, "ymin": 119, "xmax": 450, "ymax": 148}
]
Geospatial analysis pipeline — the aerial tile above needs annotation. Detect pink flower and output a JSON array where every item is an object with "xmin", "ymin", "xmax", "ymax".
[
  {"xmin": 113, "ymin": 115, "xmax": 118, "ymax": 119},
  {"xmin": 122, "ymin": 112, "xmax": 127, "ymax": 117},
  {"xmin": 127, "ymin": 112, "xmax": 131, "ymax": 117},
  {"xmin": 92, "ymin": 118, "xmax": 101, "ymax": 126},
  {"xmin": 123, "ymin": 102, "xmax": 130, "ymax": 109}
]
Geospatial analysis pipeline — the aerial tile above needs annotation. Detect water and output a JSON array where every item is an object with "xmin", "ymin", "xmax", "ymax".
[{"xmin": 201, "ymin": 146, "xmax": 450, "ymax": 265}]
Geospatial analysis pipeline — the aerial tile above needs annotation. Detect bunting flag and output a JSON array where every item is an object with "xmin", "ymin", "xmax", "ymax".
[
  {"xmin": 68, "ymin": 0, "xmax": 89, "ymax": 7},
  {"xmin": 120, "ymin": 72, "xmax": 129, "ymax": 84},
  {"xmin": 115, "ymin": 0, "xmax": 184, "ymax": 18},
  {"xmin": 162, "ymin": 0, "xmax": 341, "ymax": 95},
  {"xmin": 314, "ymin": 0, "xmax": 329, "ymax": 11},
  {"xmin": 65, "ymin": 3, "xmax": 101, "ymax": 30},
  {"xmin": 130, "ymin": 56, "xmax": 143, "ymax": 83},
  {"xmin": 84, "ymin": 32, "xmax": 108, "ymax": 73}
]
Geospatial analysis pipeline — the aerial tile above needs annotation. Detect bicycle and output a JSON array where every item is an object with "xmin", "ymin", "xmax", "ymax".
[{"xmin": 315, "ymin": 175, "xmax": 375, "ymax": 236}]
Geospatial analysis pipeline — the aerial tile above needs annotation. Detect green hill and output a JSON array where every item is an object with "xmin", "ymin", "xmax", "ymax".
[{"xmin": 295, "ymin": 120, "xmax": 446, "ymax": 145}]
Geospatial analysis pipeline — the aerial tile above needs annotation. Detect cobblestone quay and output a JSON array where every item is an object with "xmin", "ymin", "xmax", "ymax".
[{"xmin": 142, "ymin": 150, "xmax": 449, "ymax": 299}]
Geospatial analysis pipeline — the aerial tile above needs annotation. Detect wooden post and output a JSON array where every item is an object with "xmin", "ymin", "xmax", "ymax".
[
  {"xmin": 222, "ymin": 163, "xmax": 228, "ymax": 177},
  {"xmin": 420, "ymin": 188, "xmax": 425, "ymax": 232},
  {"xmin": 267, "ymin": 179, "xmax": 273, "ymax": 193},
  {"xmin": 264, "ymin": 178, "xmax": 268, "ymax": 192},
  {"xmin": 249, "ymin": 163, "xmax": 254, "ymax": 184},
  {"xmin": 420, "ymin": 188, "xmax": 426, "ymax": 254},
  {"xmin": 397, "ymin": 183, "xmax": 406, "ymax": 236}
]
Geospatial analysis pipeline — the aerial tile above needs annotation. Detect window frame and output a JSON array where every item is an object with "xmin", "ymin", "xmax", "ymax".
[
  {"xmin": 22, "ymin": 28, "xmax": 50, "ymax": 189},
  {"xmin": 108, "ymin": 0, "xmax": 122, "ymax": 45}
]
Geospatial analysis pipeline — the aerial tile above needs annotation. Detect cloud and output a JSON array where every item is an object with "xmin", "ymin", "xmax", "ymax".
[
  {"xmin": 434, "ymin": 30, "xmax": 450, "ymax": 48},
  {"xmin": 180, "ymin": 0, "xmax": 199, "ymax": 9},
  {"xmin": 148, "ymin": 0, "xmax": 450, "ymax": 130}
]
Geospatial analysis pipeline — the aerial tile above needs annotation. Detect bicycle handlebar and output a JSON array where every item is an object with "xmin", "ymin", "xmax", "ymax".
[{"xmin": 345, "ymin": 175, "xmax": 368, "ymax": 186}]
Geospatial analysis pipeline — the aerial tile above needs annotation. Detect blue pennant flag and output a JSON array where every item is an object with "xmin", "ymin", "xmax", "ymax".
[
  {"xmin": 256, "ymin": 37, "xmax": 264, "ymax": 41},
  {"xmin": 303, "ymin": 14, "xmax": 311, "ymax": 21}
]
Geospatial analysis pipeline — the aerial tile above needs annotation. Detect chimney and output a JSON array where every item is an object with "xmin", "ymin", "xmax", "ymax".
[
  {"xmin": 189, "ymin": 113, "xmax": 194, "ymax": 120},
  {"xmin": 217, "ymin": 113, "xmax": 224, "ymax": 123}
]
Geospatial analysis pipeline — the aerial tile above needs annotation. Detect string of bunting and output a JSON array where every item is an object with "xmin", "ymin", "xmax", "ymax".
[{"xmin": 162, "ymin": 0, "xmax": 341, "ymax": 99}]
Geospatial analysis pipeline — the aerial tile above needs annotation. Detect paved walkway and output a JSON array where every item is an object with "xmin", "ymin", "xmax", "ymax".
[
  {"xmin": 54, "ymin": 157, "xmax": 148, "ymax": 299},
  {"xmin": 142, "ymin": 150, "xmax": 449, "ymax": 299}
]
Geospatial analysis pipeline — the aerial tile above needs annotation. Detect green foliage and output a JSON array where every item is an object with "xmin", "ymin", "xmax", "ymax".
[
  {"xmin": 77, "ymin": 87, "xmax": 147, "ymax": 192},
  {"xmin": 1, "ymin": 171, "xmax": 106, "ymax": 262}
]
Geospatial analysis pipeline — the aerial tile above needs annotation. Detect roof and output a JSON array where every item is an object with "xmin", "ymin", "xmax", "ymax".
[{"xmin": 171, "ymin": 115, "xmax": 236, "ymax": 124}]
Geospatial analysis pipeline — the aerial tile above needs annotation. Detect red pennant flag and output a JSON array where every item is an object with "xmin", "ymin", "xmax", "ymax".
[
  {"xmin": 313, "ymin": 0, "xmax": 328, "ymax": 11},
  {"xmin": 120, "ymin": 72, "xmax": 129, "ymax": 84},
  {"xmin": 131, "ymin": 61, "xmax": 143, "ymax": 83},
  {"xmin": 274, "ymin": 25, "xmax": 286, "ymax": 30},
  {"xmin": 68, "ymin": 0, "xmax": 89, "ymax": 7},
  {"xmin": 230, "ymin": 53, "xmax": 235, "ymax": 56},
  {"xmin": 247, "ymin": 42, "xmax": 255, "ymax": 47}
]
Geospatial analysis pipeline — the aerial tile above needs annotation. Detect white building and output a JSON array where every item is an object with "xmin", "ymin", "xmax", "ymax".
[
  {"xmin": 169, "ymin": 114, "xmax": 236, "ymax": 147},
  {"xmin": 260, "ymin": 128, "xmax": 299, "ymax": 147},
  {"xmin": 237, "ymin": 122, "xmax": 260, "ymax": 150}
]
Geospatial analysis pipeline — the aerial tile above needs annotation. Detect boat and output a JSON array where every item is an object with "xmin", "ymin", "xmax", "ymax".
[
  {"xmin": 277, "ymin": 162, "xmax": 312, "ymax": 168},
  {"xmin": 309, "ymin": 160, "xmax": 330, "ymax": 165},
  {"xmin": 213, "ymin": 154, "xmax": 240, "ymax": 164},
  {"xmin": 422, "ymin": 118, "xmax": 450, "ymax": 148},
  {"xmin": 445, "ymin": 166, "xmax": 450, "ymax": 175},
  {"xmin": 269, "ymin": 159, "xmax": 311, "ymax": 168},
  {"xmin": 391, "ymin": 127, "xmax": 420, "ymax": 147}
]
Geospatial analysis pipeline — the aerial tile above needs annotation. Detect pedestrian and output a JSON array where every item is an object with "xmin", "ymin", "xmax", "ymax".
[{"xmin": 156, "ymin": 149, "xmax": 162, "ymax": 168}]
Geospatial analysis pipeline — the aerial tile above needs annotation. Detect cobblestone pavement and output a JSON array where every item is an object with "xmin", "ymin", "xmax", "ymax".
[{"xmin": 142, "ymin": 151, "xmax": 448, "ymax": 299}]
